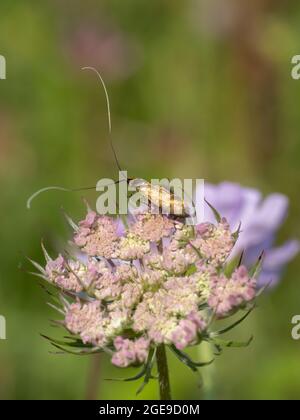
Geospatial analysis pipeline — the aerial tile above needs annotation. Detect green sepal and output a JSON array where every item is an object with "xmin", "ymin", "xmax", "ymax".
[
  {"xmin": 27, "ymin": 257, "xmax": 46, "ymax": 275},
  {"xmin": 211, "ymin": 307, "xmax": 255, "ymax": 337},
  {"xmin": 185, "ymin": 264, "xmax": 197, "ymax": 276},
  {"xmin": 204, "ymin": 199, "xmax": 221, "ymax": 223},
  {"xmin": 41, "ymin": 241, "xmax": 52, "ymax": 263},
  {"xmin": 49, "ymin": 342, "xmax": 103, "ymax": 356},
  {"xmin": 105, "ymin": 365, "xmax": 148, "ymax": 383},
  {"xmin": 232, "ymin": 222, "xmax": 242, "ymax": 241},
  {"xmin": 41, "ymin": 334, "xmax": 94, "ymax": 349},
  {"xmin": 256, "ymin": 282, "xmax": 270, "ymax": 297},
  {"xmin": 61, "ymin": 209, "xmax": 79, "ymax": 232},
  {"xmin": 249, "ymin": 251, "xmax": 264, "ymax": 278},
  {"xmin": 136, "ymin": 347, "xmax": 156, "ymax": 395},
  {"xmin": 210, "ymin": 335, "xmax": 254, "ymax": 349},
  {"xmin": 170, "ymin": 345, "xmax": 214, "ymax": 370}
]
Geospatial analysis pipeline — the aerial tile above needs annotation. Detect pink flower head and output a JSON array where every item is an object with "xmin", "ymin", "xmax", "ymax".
[
  {"xmin": 131, "ymin": 214, "xmax": 175, "ymax": 243},
  {"xmin": 45, "ymin": 255, "xmax": 87, "ymax": 293},
  {"xmin": 80, "ymin": 211, "xmax": 97, "ymax": 229},
  {"xmin": 192, "ymin": 218, "xmax": 234, "ymax": 266},
  {"xmin": 37, "ymin": 201, "xmax": 263, "ymax": 371},
  {"xmin": 74, "ymin": 215, "xmax": 121, "ymax": 259},
  {"xmin": 65, "ymin": 301, "xmax": 106, "ymax": 346},
  {"xmin": 172, "ymin": 311, "xmax": 207, "ymax": 350},
  {"xmin": 112, "ymin": 337, "xmax": 150, "ymax": 367},
  {"xmin": 208, "ymin": 266, "xmax": 257, "ymax": 318}
]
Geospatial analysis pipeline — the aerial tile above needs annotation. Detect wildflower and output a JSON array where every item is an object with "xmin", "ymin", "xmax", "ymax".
[{"xmin": 33, "ymin": 207, "xmax": 263, "ymax": 397}]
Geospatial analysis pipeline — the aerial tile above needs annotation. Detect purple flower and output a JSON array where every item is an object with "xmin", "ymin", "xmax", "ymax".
[{"xmin": 203, "ymin": 182, "xmax": 299, "ymax": 287}]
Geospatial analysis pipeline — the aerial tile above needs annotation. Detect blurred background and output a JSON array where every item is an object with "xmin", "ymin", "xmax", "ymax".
[{"xmin": 0, "ymin": 0, "xmax": 299, "ymax": 400}]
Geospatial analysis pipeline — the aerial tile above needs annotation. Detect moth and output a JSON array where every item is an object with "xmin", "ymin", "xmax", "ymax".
[{"xmin": 127, "ymin": 178, "xmax": 194, "ymax": 218}]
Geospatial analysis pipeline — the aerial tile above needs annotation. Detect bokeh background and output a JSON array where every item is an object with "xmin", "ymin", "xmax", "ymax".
[{"xmin": 0, "ymin": 0, "xmax": 299, "ymax": 400}]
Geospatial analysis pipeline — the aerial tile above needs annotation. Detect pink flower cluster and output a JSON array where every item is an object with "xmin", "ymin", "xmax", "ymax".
[
  {"xmin": 208, "ymin": 266, "xmax": 257, "ymax": 318},
  {"xmin": 112, "ymin": 337, "xmax": 150, "ymax": 367},
  {"xmin": 39, "ymin": 211, "xmax": 258, "ymax": 368},
  {"xmin": 65, "ymin": 301, "xmax": 106, "ymax": 346},
  {"xmin": 172, "ymin": 311, "xmax": 207, "ymax": 350},
  {"xmin": 74, "ymin": 212, "xmax": 121, "ymax": 259},
  {"xmin": 192, "ymin": 219, "xmax": 234, "ymax": 266},
  {"xmin": 45, "ymin": 255, "xmax": 89, "ymax": 293}
]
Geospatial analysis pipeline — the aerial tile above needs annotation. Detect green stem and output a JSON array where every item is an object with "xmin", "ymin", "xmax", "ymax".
[
  {"xmin": 85, "ymin": 354, "xmax": 101, "ymax": 400},
  {"xmin": 156, "ymin": 345, "xmax": 172, "ymax": 400}
]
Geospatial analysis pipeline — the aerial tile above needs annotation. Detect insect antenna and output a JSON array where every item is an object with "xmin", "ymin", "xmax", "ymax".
[
  {"xmin": 82, "ymin": 66, "xmax": 123, "ymax": 173},
  {"xmin": 27, "ymin": 68, "xmax": 127, "ymax": 209},
  {"xmin": 27, "ymin": 185, "xmax": 98, "ymax": 209},
  {"xmin": 26, "ymin": 180, "xmax": 126, "ymax": 210}
]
